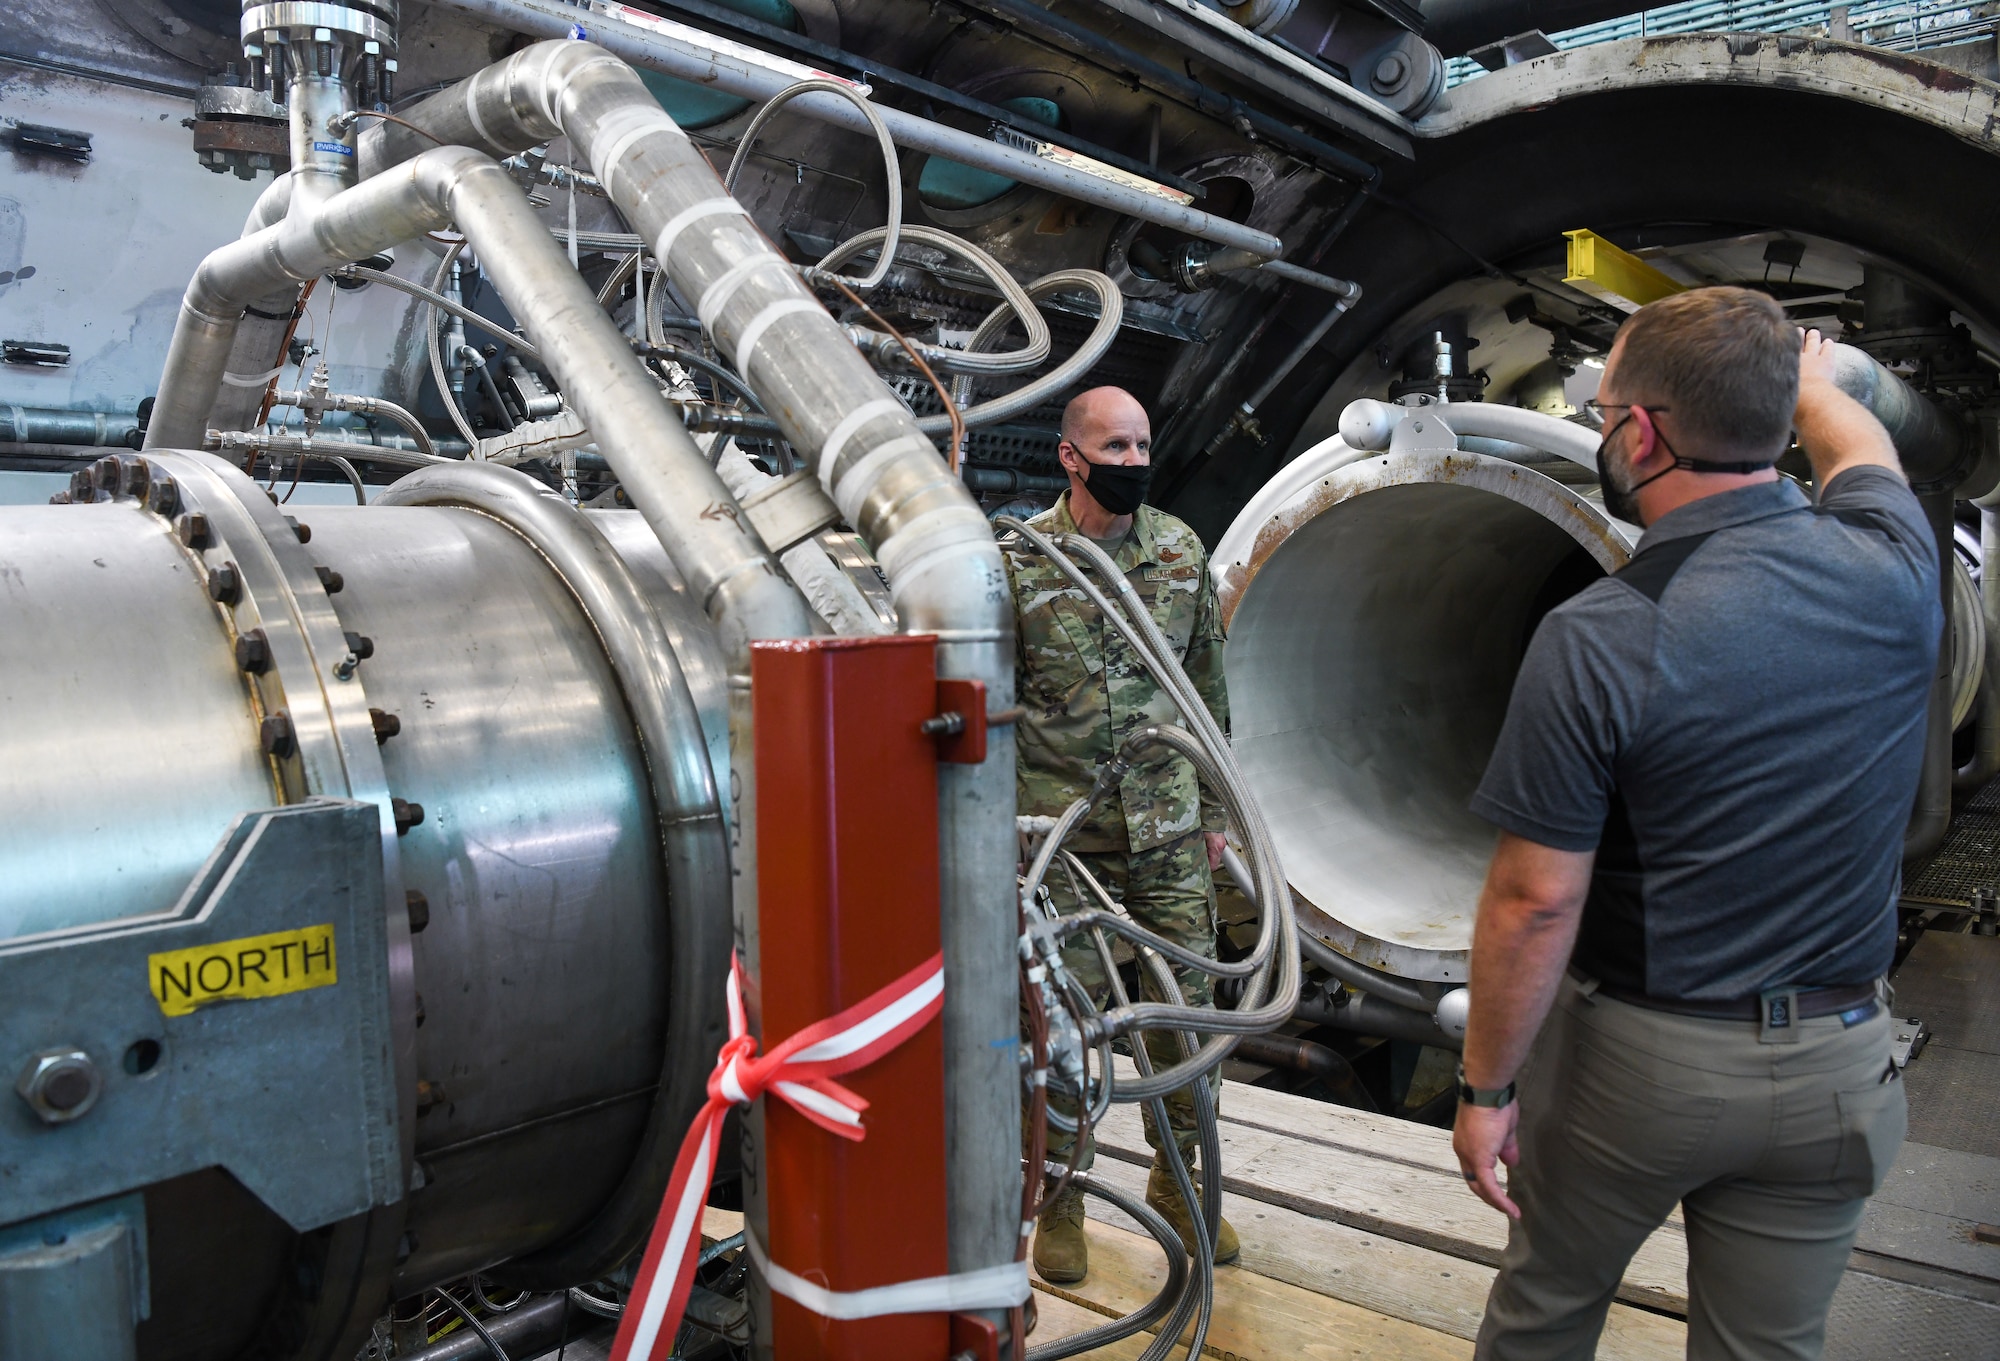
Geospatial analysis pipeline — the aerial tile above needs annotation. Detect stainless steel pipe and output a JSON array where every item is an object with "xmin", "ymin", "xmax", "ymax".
[
  {"xmin": 0, "ymin": 406, "xmax": 139, "ymax": 447},
  {"xmin": 362, "ymin": 39, "xmax": 1023, "ymax": 1315},
  {"xmin": 1217, "ymin": 450, "xmax": 1633, "ymax": 981}
]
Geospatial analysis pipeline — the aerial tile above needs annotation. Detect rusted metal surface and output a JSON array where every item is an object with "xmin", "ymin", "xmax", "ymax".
[
  {"xmin": 1420, "ymin": 33, "xmax": 2000, "ymax": 151},
  {"xmin": 190, "ymin": 119, "xmax": 291, "ymax": 159},
  {"xmin": 1222, "ymin": 451, "xmax": 1633, "ymax": 980}
]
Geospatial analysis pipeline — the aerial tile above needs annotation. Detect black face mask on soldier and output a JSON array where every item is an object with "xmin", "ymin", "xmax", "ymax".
[{"xmin": 1079, "ymin": 456, "xmax": 1151, "ymax": 516}]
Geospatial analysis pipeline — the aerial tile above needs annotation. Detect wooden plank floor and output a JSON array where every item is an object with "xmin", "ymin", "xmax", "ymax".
[{"xmin": 697, "ymin": 1051, "xmax": 2000, "ymax": 1359}]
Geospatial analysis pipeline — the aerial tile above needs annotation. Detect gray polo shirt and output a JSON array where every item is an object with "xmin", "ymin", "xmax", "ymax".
[{"xmin": 1471, "ymin": 468, "xmax": 1941, "ymax": 1000}]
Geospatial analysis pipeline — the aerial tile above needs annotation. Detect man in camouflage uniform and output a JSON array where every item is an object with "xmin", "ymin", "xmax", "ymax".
[{"xmin": 1003, "ymin": 385, "xmax": 1238, "ymax": 1285}]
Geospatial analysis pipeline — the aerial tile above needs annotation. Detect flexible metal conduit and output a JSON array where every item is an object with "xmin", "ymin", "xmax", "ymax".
[
  {"xmin": 413, "ymin": 0, "xmax": 1285, "ymax": 256},
  {"xmin": 358, "ymin": 39, "xmax": 1023, "ymax": 1302},
  {"xmin": 269, "ymin": 389, "xmax": 438, "ymax": 457}
]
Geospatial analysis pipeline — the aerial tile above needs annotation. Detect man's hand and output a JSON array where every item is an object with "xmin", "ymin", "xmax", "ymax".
[
  {"xmin": 1454, "ymin": 1101, "xmax": 1523, "ymax": 1219},
  {"xmin": 1795, "ymin": 327, "xmax": 1900, "ymax": 486},
  {"xmin": 1798, "ymin": 326, "xmax": 1840, "ymax": 392},
  {"xmin": 1204, "ymin": 831, "xmax": 1227, "ymax": 871},
  {"xmin": 1452, "ymin": 833, "xmax": 1590, "ymax": 1221}
]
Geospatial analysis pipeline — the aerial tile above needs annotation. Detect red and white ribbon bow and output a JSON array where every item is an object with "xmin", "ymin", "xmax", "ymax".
[{"xmin": 609, "ymin": 949, "xmax": 945, "ymax": 1361}]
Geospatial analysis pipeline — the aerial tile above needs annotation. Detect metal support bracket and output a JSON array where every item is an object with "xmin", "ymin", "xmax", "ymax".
[
  {"xmin": 926, "ymin": 678, "xmax": 990, "ymax": 765},
  {"xmin": 0, "ymin": 799, "xmax": 402, "ymax": 1233}
]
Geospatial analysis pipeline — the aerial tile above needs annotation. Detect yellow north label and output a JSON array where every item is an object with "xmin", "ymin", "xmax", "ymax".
[{"xmin": 148, "ymin": 924, "xmax": 337, "ymax": 1017}]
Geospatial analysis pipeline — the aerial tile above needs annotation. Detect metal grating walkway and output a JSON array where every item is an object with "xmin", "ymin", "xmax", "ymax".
[{"xmin": 1903, "ymin": 780, "xmax": 2000, "ymax": 907}]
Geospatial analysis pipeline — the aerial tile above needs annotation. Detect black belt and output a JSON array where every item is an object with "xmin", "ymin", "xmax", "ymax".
[{"xmin": 1594, "ymin": 980, "xmax": 1880, "ymax": 1022}]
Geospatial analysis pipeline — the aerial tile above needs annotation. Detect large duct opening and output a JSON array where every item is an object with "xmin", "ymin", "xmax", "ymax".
[{"xmin": 1224, "ymin": 454, "xmax": 1627, "ymax": 980}]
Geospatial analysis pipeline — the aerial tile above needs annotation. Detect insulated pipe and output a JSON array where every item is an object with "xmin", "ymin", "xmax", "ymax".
[
  {"xmin": 1339, "ymin": 396, "xmax": 1602, "ymax": 470},
  {"xmin": 365, "ymin": 40, "xmax": 1021, "ymax": 1316},
  {"xmin": 410, "ymin": 0, "xmax": 1286, "ymax": 257},
  {"xmin": 1831, "ymin": 345, "xmax": 1965, "ymax": 488},
  {"xmin": 206, "ymin": 170, "xmax": 306, "ymax": 436},
  {"xmin": 1295, "ymin": 990, "xmax": 1464, "ymax": 1050},
  {"xmin": 0, "ymin": 407, "xmax": 139, "ymax": 447},
  {"xmin": 1230, "ymin": 1033, "xmax": 1379, "ymax": 1110}
]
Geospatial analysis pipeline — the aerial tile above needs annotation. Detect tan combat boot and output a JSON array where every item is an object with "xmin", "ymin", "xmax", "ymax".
[
  {"xmin": 1146, "ymin": 1157, "xmax": 1240, "ymax": 1265},
  {"xmin": 1033, "ymin": 1184, "xmax": 1089, "ymax": 1284}
]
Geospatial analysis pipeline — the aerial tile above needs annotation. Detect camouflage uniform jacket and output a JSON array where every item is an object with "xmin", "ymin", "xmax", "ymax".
[{"xmin": 1003, "ymin": 494, "xmax": 1230, "ymax": 854}]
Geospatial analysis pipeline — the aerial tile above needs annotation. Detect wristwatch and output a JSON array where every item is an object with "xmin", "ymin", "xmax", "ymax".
[{"xmin": 1456, "ymin": 1062, "xmax": 1516, "ymax": 1109}]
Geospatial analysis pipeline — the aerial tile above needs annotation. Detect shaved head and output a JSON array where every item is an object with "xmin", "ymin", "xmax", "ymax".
[{"xmin": 1061, "ymin": 386, "xmax": 1149, "ymax": 450}]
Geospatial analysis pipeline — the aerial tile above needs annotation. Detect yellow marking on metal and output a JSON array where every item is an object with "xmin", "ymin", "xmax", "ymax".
[
  {"xmin": 148, "ymin": 924, "xmax": 337, "ymax": 1017},
  {"xmin": 1563, "ymin": 230, "xmax": 1689, "ymax": 313}
]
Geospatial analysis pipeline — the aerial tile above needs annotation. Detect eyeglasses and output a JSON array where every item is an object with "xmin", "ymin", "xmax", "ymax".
[{"xmin": 1583, "ymin": 400, "xmax": 1670, "ymax": 423}]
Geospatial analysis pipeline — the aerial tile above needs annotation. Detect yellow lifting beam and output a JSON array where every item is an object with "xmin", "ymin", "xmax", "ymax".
[{"xmin": 1563, "ymin": 229, "xmax": 1690, "ymax": 312}]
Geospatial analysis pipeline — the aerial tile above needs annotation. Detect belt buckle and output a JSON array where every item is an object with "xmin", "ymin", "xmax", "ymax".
[{"xmin": 1759, "ymin": 986, "xmax": 1801, "ymax": 1044}]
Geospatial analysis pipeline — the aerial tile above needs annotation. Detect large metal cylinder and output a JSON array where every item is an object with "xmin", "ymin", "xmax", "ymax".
[
  {"xmin": 1217, "ymin": 450, "xmax": 1632, "ymax": 981},
  {"xmin": 0, "ymin": 452, "xmax": 729, "ymax": 1360}
]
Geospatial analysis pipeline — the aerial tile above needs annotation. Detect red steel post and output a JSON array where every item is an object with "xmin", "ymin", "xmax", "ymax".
[{"xmin": 751, "ymin": 635, "xmax": 950, "ymax": 1360}]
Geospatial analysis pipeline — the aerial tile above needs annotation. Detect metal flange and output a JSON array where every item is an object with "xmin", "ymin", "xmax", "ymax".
[{"xmin": 52, "ymin": 448, "xmax": 418, "ymax": 1361}]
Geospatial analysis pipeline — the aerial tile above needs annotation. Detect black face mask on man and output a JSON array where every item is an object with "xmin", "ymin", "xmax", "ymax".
[
  {"xmin": 1079, "ymin": 457, "xmax": 1151, "ymax": 517},
  {"xmin": 1595, "ymin": 408, "xmax": 1774, "ymax": 524},
  {"xmin": 1595, "ymin": 411, "xmax": 1674, "ymax": 524}
]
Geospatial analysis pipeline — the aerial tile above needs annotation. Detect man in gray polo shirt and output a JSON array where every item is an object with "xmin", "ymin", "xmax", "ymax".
[{"xmin": 1452, "ymin": 286, "xmax": 1939, "ymax": 1359}]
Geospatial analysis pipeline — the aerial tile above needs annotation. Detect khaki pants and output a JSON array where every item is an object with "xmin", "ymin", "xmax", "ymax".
[{"xmin": 1478, "ymin": 978, "xmax": 1906, "ymax": 1361}]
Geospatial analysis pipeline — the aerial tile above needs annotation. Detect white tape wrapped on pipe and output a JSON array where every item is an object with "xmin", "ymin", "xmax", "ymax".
[{"xmin": 747, "ymin": 1231, "xmax": 1031, "ymax": 1319}]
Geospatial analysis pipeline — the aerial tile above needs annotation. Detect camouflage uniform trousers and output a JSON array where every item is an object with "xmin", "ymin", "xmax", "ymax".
[{"xmin": 1038, "ymin": 831, "xmax": 1222, "ymax": 1170}]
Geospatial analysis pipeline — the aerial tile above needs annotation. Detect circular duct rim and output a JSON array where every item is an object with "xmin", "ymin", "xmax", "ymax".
[
  {"xmin": 1419, "ymin": 33, "xmax": 2000, "ymax": 158},
  {"xmin": 1219, "ymin": 448, "xmax": 1630, "ymax": 627},
  {"xmin": 1221, "ymin": 449, "xmax": 1631, "ymax": 981}
]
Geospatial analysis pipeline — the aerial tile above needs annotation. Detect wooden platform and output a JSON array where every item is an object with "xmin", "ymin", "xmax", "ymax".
[
  {"xmin": 697, "ymin": 1037, "xmax": 2000, "ymax": 1359},
  {"xmin": 1031, "ymin": 1055, "xmax": 2000, "ymax": 1360}
]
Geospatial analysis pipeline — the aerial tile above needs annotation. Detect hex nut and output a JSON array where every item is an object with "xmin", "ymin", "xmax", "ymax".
[
  {"xmin": 392, "ymin": 797, "xmax": 425, "ymax": 836},
  {"xmin": 286, "ymin": 515, "xmax": 311, "ymax": 543},
  {"xmin": 147, "ymin": 475, "xmax": 180, "ymax": 516},
  {"xmin": 405, "ymin": 888, "xmax": 430, "ymax": 933},
  {"xmin": 15, "ymin": 1049, "xmax": 102, "ymax": 1124},
  {"xmin": 370, "ymin": 708, "xmax": 401, "ymax": 744},
  {"xmin": 208, "ymin": 561, "xmax": 242, "ymax": 605},
  {"xmin": 235, "ymin": 629, "xmax": 272, "ymax": 674},
  {"xmin": 89, "ymin": 455, "xmax": 120, "ymax": 492},
  {"xmin": 343, "ymin": 631, "xmax": 375, "ymax": 660},
  {"xmin": 69, "ymin": 470, "xmax": 94, "ymax": 502},
  {"xmin": 316, "ymin": 565, "xmax": 344, "ymax": 594},
  {"xmin": 177, "ymin": 512, "xmax": 212, "ymax": 549},
  {"xmin": 118, "ymin": 456, "xmax": 151, "ymax": 501},
  {"xmin": 260, "ymin": 711, "xmax": 297, "ymax": 759}
]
